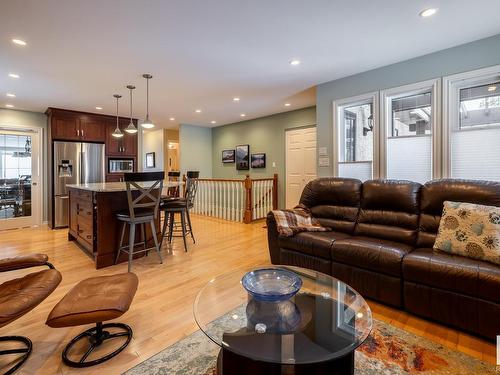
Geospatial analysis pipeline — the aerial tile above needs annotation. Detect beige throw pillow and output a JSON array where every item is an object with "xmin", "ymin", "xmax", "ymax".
[{"xmin": 434, "ymin": 201, "xmax": 500, "ymax": 266}]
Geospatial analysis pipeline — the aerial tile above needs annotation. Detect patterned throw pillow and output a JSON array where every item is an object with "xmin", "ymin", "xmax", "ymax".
[{"xmin": 434, "ymin": 201, "xmax": 500, "ymax": 266}]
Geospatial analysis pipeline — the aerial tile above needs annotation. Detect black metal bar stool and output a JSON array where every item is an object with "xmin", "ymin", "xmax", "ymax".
[
  {"xmin": 159, "ymin": 171, "xmax": 199, "ymax": 251},
  {"xmin": 166, "ymin": 171, "xmax": 181, "ymax": 198},
  {"xmin": 115, "ymin": 172, "xmax": 164, "ymax": 272}
]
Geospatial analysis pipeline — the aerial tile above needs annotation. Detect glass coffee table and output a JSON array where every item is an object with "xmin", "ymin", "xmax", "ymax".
[{"xmin": 194, "ymin": 265, "xmax": 372, "ymax": 375}]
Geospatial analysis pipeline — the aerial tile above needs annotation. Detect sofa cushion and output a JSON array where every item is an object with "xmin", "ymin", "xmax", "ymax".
[
  {"xmin": 434, "ymin": 201, "xmax": 500, "ymax": 266},
  {"xmin": 355, "ymin": 180, "xmax": 421, "ymax": 245},
  {"xmin": 278, "ymin": 231, "xmax": 351, "ymax": 260},
  {"xmin": 417, "ymin": 179, "xmax": 500, "ymax": 248},
  {"xmin": 299, "ymin": 178, "xmax": 361, "ymax": 234},
  {"xmin": 331, "ymin": 236, "xmax": 412, "ymax": 277},
  {"xmin": 403, "ymin": 248, "xmax": 500, "ymax": 304}
]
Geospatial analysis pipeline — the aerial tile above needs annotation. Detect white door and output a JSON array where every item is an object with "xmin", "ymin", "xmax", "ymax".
[
  {"xmin": 0, "ymin": 128, "xmax": 42, "ymax": 230},
  {"xmin": 285, "ymin": 127, "xmax": 317, "ymax": 208}
]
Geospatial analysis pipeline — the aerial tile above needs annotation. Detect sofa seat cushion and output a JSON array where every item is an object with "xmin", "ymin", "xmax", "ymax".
[
  {"xmin": 403, "ymin": 248, "xmax": 500, "ymax": 304},
  {"xmin": 278, "ymin": 231, "xmax": 351, "ymax": 260},
  {"xmin": 331, "ymin": 236, "xmax": 412, "ymax": 277}
]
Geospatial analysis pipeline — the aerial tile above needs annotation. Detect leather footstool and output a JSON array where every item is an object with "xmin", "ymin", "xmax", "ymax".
[{"xmin": 46, "ymin": 273, "xmax": 138, "ymax": 368}]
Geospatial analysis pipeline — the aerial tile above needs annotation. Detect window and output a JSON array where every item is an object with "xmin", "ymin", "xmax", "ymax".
[
  {"xmin": 381, "ymin": 80, "xmax": 439, "ymax": 183},
  {"xmin": 444, "ymin": 67, "xmax": 500, "ymax": 181},
  {"xmin": 333, "ymin": 93, "xmax": 377, "ymax": 181},
  {"xmin": 459, "ymin": 82, "xmax": 500, "ymax": 129},
  {"xmin": 391, "ymin": 92, "xmax": 432, "ymax": 137}
]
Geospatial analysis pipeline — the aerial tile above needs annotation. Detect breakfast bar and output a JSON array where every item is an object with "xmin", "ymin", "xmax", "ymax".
[{"xmin": 67, "ymin": 181, "xmax": 182, "ymax": 269}]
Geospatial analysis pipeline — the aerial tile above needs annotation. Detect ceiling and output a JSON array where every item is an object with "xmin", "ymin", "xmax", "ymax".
[{"xmin": 1, "ymin": 1, "xmax": 500, "ymax": 129}]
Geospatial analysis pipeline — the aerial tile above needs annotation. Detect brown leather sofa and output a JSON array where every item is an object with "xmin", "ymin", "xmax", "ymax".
[{"xmin": 267, "ymin": 178, "xmax": 500, "ymax": 340}]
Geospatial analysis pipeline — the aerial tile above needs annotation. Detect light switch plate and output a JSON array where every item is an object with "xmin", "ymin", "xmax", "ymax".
[
  {"xmin": 272, "ymin": 162, "xmax": 276, "ymax": 168},
  {"xmin": 318, "ymin": 147, "xmax": 328, "ymax": 156},
  {"xmin": 318, "ymin": 157, "xmax": 330, "ymax": 167}
]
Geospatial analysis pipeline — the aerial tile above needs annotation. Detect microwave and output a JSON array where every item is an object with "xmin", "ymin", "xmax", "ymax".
[{"xmin": 109, "ymin": 159, "xmax": 134, "ymax": 174}]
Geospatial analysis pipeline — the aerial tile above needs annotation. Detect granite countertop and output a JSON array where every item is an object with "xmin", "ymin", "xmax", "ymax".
[{"xmin": 67, "ymin": 180, "xmax": 183, "ymax": 192}]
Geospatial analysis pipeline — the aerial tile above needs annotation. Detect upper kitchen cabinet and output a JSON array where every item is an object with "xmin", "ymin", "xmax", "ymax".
[
  {"xmin": 78, "ymin": 115, "xmax": 106, "ymax": 142},
  {"xmin": 105, "ymin": 118, "xmax": 138, "ymax": 156},
  {"xmin": 47, "ymin": 108, "xmax": 106, "ymax": 142}
]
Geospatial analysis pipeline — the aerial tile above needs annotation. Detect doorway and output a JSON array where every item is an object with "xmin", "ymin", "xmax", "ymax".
[
  {"xmin": 167, "ymin": 141, "xmax": 179, "ymax": 172},
  {"xmin": 285, "ymin": 127, "xmax": 317, "ymax": 208},
  {"xmin": 0, "ymin": 128, "xmax": 42, "ymax": 230}
]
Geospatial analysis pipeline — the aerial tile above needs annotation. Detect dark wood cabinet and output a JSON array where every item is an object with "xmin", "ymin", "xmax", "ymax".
[
  {"xmin": 68, "ymin": 188, "xmax": 94, "ymax": 253},
  {"xmin": 79, "ymin": 115, "xmax": 106, "ymax": 142},
  {"xmin": 52, "ymin": 116, "xmax": 80, "ymax": 141},
  {"xmin": 105, "ymin": 118, "xmax": 138, "ymax": 156}
]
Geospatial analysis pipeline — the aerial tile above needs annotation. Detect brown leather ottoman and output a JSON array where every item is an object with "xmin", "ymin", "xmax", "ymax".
[{"xmin": 46, "ymin": 273, "xmax": 138, "ymax": 368}]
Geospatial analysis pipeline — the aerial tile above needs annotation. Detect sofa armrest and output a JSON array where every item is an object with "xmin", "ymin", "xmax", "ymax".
[
  {"xmin": 266, "ymin": 213, "xmax": 281, "ymax": 265},
  {"xmin": 0, "ymin": 254, "xmax": 53, "ymax": 273}
]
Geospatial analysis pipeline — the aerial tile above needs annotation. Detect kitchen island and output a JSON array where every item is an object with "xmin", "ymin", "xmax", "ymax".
[{"xmin": 67, "ymin": 181, "xmax": 182, "ymax": 269}]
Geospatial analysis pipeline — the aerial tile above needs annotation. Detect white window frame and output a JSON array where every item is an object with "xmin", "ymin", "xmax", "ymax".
[
  {"xmin": 442, "ymin": 64, "xmax": 500, "ymax": 178},
  {"xmin": 379, "ymin": 78, "xmax": 441, "ymax": 179},
  {"xmin": 332, "ymin": 92, "xmax": 379, "ymax": 178}
]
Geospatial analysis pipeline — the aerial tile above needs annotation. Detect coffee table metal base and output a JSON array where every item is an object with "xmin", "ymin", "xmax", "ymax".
[{"xmin": 217, "ymin": 347, "xmax": 354, "ymax": 375}]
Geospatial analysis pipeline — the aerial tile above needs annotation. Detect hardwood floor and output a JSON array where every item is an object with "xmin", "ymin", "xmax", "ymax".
[{"xmin": 0, "ymin": 215, "xmax": 496, "ymax": 374}]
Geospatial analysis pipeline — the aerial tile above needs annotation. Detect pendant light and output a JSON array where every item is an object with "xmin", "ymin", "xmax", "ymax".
[
  {"xmin": 112, "ymin": 94, "xmax": 124, "ymax": 138},
  {"xmin": 141, "ymin": 73, "xmax": 155, "ymax": 129},
  {"xmin": 125, "ymin": 85, "xmax": 138, "ymax": 134}
]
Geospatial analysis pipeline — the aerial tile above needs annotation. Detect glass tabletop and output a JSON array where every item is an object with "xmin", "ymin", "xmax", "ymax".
[{"xmin": 193, "ymin": 265, "xmax": 372, "ymax": 365}]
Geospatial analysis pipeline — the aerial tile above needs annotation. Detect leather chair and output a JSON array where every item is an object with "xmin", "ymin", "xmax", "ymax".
[
  {"xmin": 267, "ymin": 178, "xmax": 500, "ymax": 340},
  {"xmin": 0, "ymin": 254, "xmax": 61, "ymax": 374}
]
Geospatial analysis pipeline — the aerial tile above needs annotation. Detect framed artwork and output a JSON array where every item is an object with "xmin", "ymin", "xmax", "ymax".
[
  {"xmin": 145, "ymin": 152, "xmax": 156, "ymax": 168},
  {"xmin": 251, "ymin": 153, "xmax": 266, "ymax": 168},
  {"xmin": 222, "ymin": 149, "xmax": 235, "ymax": 163},
  {"xmin": 235, "ymin": 144, "xmax": 250, "ymax": 170}
]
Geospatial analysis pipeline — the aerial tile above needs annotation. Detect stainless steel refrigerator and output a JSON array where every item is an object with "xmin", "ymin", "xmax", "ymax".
[{"xmin": 53, "ymin": 141, "xmax": 105, "ymax": 228}]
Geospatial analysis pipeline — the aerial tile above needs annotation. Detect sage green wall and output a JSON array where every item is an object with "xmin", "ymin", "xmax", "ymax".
[
  {"xmin": 0, "ymin": 109, "xmax": 48, "ymax": 221},
  {"xmin": 316, "ymin": 33, "xmax": 500, "ymax": 177},
  {"xmin": 212, "ymin": 107, "xmax": 316, "ymax": 208},
  {"xmin": 179, "ymin": 124, "xmax": 213, "ymax": 177}
]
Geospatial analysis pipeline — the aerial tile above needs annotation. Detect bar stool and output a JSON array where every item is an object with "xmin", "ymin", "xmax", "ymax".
[
  {"xmin": 115, "ymin": 172, "xmax": 164, "ymax": 272},
  {"xmin": 159, "ymin": 171, "xmax": 199, "ymax": 251},
  {"xmin": 166, "ymin": 171, "xmax": 181, "ymax": 198}
]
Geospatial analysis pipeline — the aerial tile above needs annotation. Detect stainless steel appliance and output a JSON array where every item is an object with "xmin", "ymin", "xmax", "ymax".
[
  {"xmin": 53, "ymin": 141, "xmax": 105, "ymax": 228},
  {"xmin": 108, "ymin": 159, "xmax": 134, "ymax": 174}
]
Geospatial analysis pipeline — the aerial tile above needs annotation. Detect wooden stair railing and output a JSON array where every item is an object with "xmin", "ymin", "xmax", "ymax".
[{"xmin": 183, "ymin": 174, "xmax": 278, "ymax": 223}]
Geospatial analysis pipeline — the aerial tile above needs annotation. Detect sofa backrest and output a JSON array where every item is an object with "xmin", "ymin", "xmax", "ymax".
[
  {"xmin": 299, "ymin": 178, "xmax": 361, "ymax": 234},
  {"xmin": 417, "ymin": 179, "xmax": 500, "ymax": 248},
  {"xmin": 354, "ymin": 180, "xmax": 422, "ymax": 245}
]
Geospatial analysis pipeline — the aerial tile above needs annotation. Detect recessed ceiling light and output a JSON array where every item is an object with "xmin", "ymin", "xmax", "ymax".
[
  {"xmin": 233, "ymin": 97, "xmax": 240, "ymax": 102},
  {"xmin": 419, "ymin": 8, "xmax": 438, "ymax": 17},
  {"xmin": 240, "ymin": 113, "xmax": 246, "ymax": 117},
  {"xmin": 6, "ymin": 93, "xmax": 16, "ymax": 98},
  {"xmin": 487, "ymin": 86, "xmax": 497, "ymax": 92},
  {"xmin": 8, "ymin": 73, "xmax": 20, "ymax": 79},
  {"xmin": 195, "ymin": 109, "xmax": 202, "ymax": 113},
  {"xmin": 5, "ymin": 104, "xmax": 14, "ymax": 108},
  {"xmin": 284, "ymin": 103, "xmax": 291, "ymax": 107},
  {"xmin": 289, "ymin": 59, "xmax": 301, "ymax": 66},
  {"xmin": 95, "ymin": 106, "xmax": 103, "ymax": 110},
  {"xmin": 211, "ymin": 120, "xmax": 217, "ymax": 124},
  {"xmin": 169, "ymin": 117, "xmax": 175, "ymax": 121},
  {"xmin": 12, "ymin": 38, "xmax": 27, "ymax": 46}
]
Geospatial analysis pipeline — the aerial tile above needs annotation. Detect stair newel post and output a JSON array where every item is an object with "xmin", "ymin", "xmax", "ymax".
[
  {"xmin": 272, "ymin": 173, "xmax": 278, "ymax": 210},
  {"xmin": 243, "ymin": 174, "xmax": 252, "ymax": 224}
]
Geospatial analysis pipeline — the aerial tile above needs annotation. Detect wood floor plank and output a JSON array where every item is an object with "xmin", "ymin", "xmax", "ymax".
[{"xmin": 0, "ymin": 215, "xmax": 495, "ymax": 374}]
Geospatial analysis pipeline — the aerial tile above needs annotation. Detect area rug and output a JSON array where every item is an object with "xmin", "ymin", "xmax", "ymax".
[{"xmin": 124, "ymin": 318, "xmax": 495, "ymax": 375}]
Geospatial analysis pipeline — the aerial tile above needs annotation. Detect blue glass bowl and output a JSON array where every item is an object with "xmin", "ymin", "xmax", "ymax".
[{"xmin": 242, "ymin": 268, "xmax": 303, "ymax": 302}]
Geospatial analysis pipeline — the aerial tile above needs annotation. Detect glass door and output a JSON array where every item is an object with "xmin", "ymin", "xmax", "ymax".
[{"xmin": 0, "ymin": 129, "xmax": 41, "ymax": 230}]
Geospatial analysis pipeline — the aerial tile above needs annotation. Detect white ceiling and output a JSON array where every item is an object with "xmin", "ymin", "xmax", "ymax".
[{"xmin": 1, "ymin": 0, "xmax": 500, "ymax": 128}]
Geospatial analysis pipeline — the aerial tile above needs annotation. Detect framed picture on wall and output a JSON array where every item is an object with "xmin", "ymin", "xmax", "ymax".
[
  {"xmin": 146, "ymin": 152, "xmax": 156, "ymax": 168},
  {"xmin": 235, "ymin": 144, "xmax": 250, "ymax": 170},
  {"xmin": 251, "ymin": 153, "xmax": 266, "ymax": 168},
  {"xmin": 222, "ymin": 149, "xmax": 235, "ymax": 163}
]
